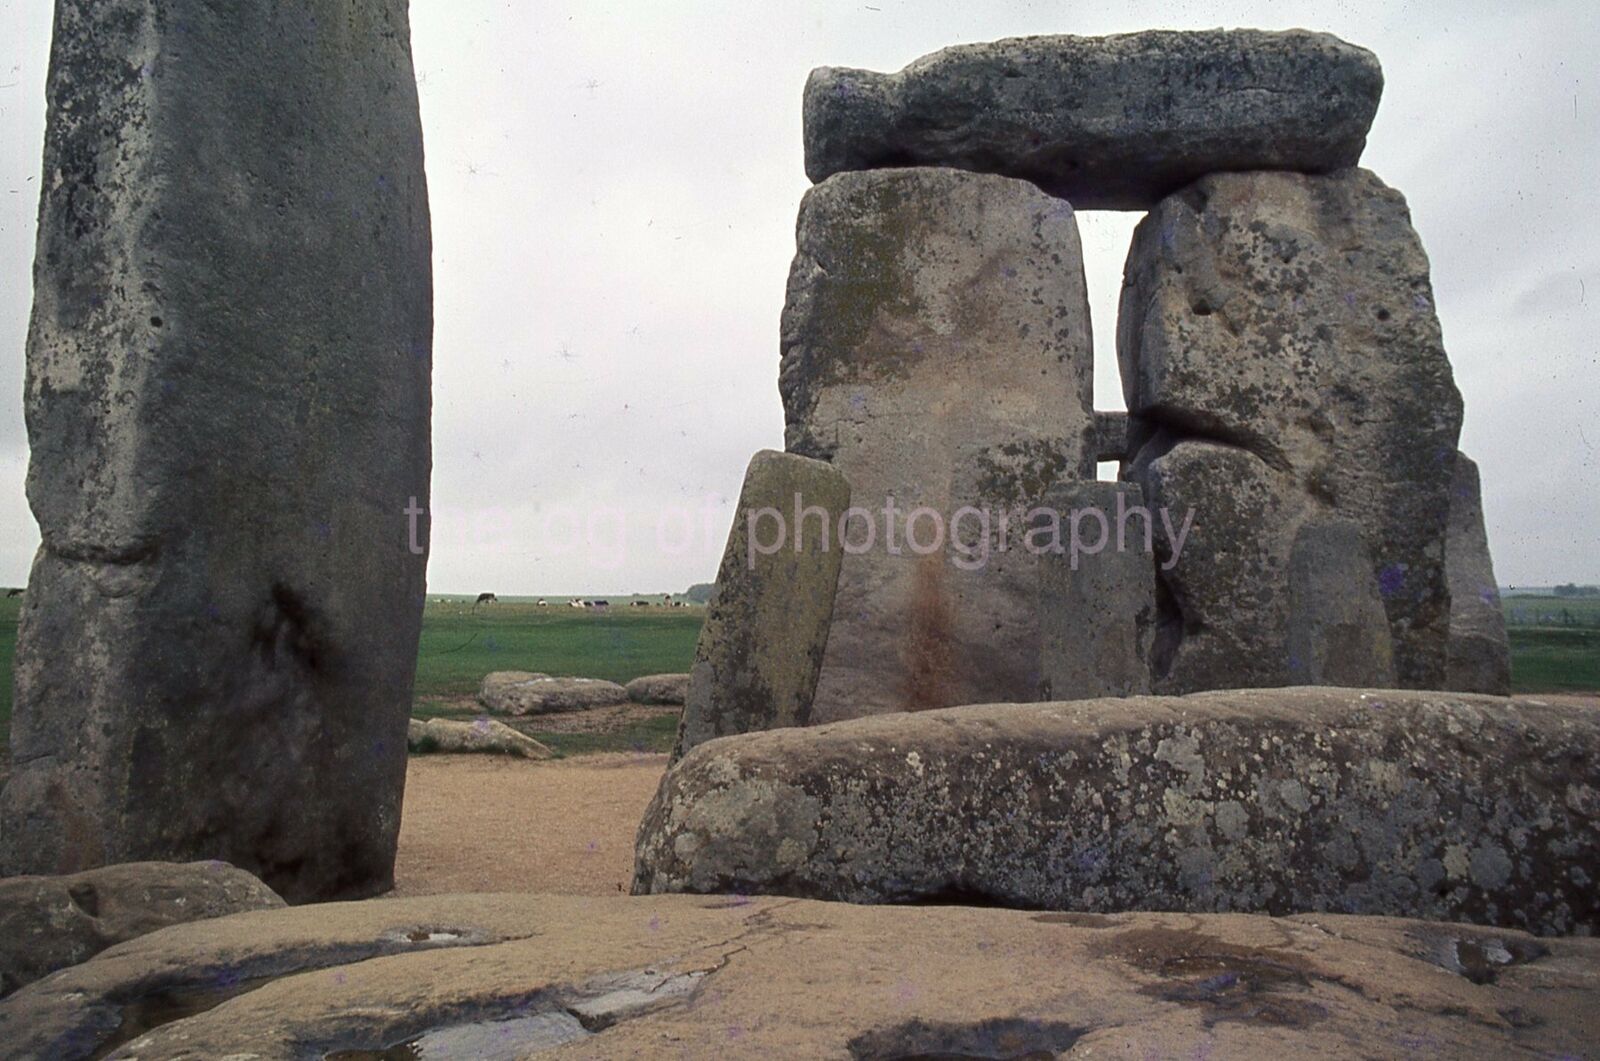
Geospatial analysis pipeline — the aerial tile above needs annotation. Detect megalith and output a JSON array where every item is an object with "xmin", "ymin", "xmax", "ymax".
[
  {"xmin": 1445, "ymin": 453, "xmax": 1512, "ymax": 695},
  {"xmin": 1120, "ymin": 168, "xmax": 1463, "ymax": 692},
  {"xmin": 804, "ymin": 30, "xmax": 1383, "ymax": 210},
  {"xmin": 780, "ymin": 167, "xmax": 1094, "ymax": 722},
  {"xmin": 1037, "ymin": 481, "xmax": 1156, "ymax": 700},
  {"xmin": 673, "ymin": 451, "xmax": 849, "ymax": 761},
  {"xmin": 0, "ymin": 1, "xmax": 433, "ymax": 903},
  {"xmin": 635, "ymin": 688, "xmax": 1600, "ymax": 936}
]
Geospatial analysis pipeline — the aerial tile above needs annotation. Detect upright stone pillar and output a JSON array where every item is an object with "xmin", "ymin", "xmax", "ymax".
[
  {"xmin": 1120, "ymin": 168, "xmax": 1462, "ymax": 692},
  {"xmin": 1445, "ymin": 453, "xmax": 1512, "ymax": 694},
  {"xmin": 0, "ymin": 1, "xmax": 433, "ymax": 903},
  {"xmin": 673, "ymin": 451, "xmax": 849, "ymax": 761},
  {"xmin": 780, "ymin": 167, "xmax": 1094, "ymax": 722},
  {"xmin": 1037, "ymin": 481, "xmax": 1156, "ymax": 700}
]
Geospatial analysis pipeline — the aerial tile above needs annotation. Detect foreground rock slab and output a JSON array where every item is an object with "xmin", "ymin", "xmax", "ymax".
[
  {"xmin": 407, "ymin": 718, "xmax": 554, "ymax": 759},
  {"xmin": 0, "ymin": 0, "xmax": 433, "ymax": 903},
  {"xmin": 635, "ymin": 689, "xmax": 1599, "ymax": 935},
  {"xmin": 1, "ymin": 893, "xmax": 1595, "ymax": 1059},
  {"xmin": 478, "ymin": 672, "xmax": 628, "ymax": 715},
  {"xmin": 804, "ymin": 30, "xmax": 1383, "ymax": 209},
  {"xmin": 0, "ymin": 861, "xmax": 282, "ymax": 998},
  {"xmin": 782, "ymin": 167, "xmax": 1094, "ymax": 721}
]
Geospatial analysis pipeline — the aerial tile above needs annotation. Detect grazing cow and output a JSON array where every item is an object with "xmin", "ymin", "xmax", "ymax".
[
  {"xmin": 592, "ymin": 600, "xmax": 611, "ymax": 610},
  {"xmin": 536, "ymin": 598, "xmax": 548, "ymax": 606},
  {"xmin": 631, "ymin": 600, "xmax": 649, "ymax": 607},
  {"xmin": 569, "ymin": 599, "xmax": 587, "ymax": 609},
  {"xmin": 5, "ymin": 588, "xmax": 22, "ymax": 598},
  {"xmin": 476, "ymin": 592, "xmax": 498, "ymax": 605}
]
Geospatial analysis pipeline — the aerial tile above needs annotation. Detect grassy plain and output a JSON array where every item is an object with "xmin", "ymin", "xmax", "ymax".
[{"xmin": 0, "ymin": 591, "xmax": 1595, "ymax": 755}]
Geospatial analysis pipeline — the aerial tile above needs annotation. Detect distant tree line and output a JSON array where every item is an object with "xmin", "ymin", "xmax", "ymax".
[{"xmin": 1552, "ymin": 583, "xmax": 1600, "ymax": 598}]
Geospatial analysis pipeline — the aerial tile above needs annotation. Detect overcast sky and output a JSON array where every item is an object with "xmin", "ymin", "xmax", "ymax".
[{"xmin": 0, "ymin": 0, "xmax": 1594, "ymax": 594}]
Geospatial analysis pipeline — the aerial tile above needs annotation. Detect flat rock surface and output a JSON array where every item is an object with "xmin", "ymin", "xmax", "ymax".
[
  {"xmin": 805, "ymin": 29, "xmax": 1383, "ymax": 209},
  {"xmin": 478, "ymin": 672, "xmax": 629, "ymax": 715},
  {"xmin": 0, "ymin": 861, "xmax": 283, "ymax": 997},
  {"xmin": 1, "ymin": 892, "xmax": 1595, "ymax": 1059},
  {"xmin": 635, "ymin": 689, "xmax": 1599, "ymax": 936}
]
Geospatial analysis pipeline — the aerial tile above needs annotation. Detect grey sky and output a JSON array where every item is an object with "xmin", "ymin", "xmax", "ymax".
[{"xmin": 0, "ymin": 0, "xmax": 1594, "ymax": 593}]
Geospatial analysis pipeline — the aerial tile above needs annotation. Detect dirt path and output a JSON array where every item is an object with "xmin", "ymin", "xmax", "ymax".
[{"xmin": 392, "ymin": 752, "xmax": 667, "ymax": 897}]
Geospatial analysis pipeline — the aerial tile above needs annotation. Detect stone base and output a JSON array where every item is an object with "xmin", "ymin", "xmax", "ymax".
[{"xmin": 1, "ymin": 892, "xmax": 1595, "ymax": 1059}]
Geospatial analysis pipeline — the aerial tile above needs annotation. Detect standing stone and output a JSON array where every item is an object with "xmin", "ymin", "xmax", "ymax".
[
  {"xmin": 672, "ymin": 451, "xmax": 849, "ymax": 761},
  {"xmin": 804, "ymin": 30, "xmax": 1383, "ymax": 210},
  {"xmin": 1037, "ymin": 481, "xmax": 1156, "ymax": 699},
  {"xmin": 1287, "ymin": 520, "xmax": 1397, "ymax": 686},
  {"xmin": 1120, "ymin": 168, "xmax": 1462, "ymax": 691},
  {"xmin": 1446, "ymin": 454, "xmax": 1512, "ymax": 695},
  {"xmin": 0, "ymin": 1, "xmax": 433, "ymax": 903},
  {"xmin": 781, "ymin": 167, "xmax": 1094, "ymax": 722}
]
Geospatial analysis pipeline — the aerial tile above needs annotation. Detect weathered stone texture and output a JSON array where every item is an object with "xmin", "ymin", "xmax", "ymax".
[
  {"xmin": 635, "ymin": 688, "xmax": 1599, "ymax": 936},
  {"xmin": 478, "ymin": 673, "xmax": 628, "ymax": 716},
  {"xmin": 1446, "ymin": 453, "xmax": 1512, "ymax": 695},
  {"xmin": 0, "ymin": 860, "xmax": 283, "ymax": 998},
  {"xmin": 0, "ymin": 0, "xmax": 433, "ymax": 903},
  {"xmin": 1120, "ymin": 168, "xmax": 1462, "ymax": 692},
  {"xmin": 804, "ymin": 30, "xmax": 1383, "ymax": 209},
  {"xmin": 4, "ymin": 893, "xmax": 1597, "ymax": 1060},
  {"xmin": 406, "ymin": 718, "xmax": 554, "ymax": 759},
  {"xmin": 1089, "ymin": 410, "xmax": 1130, "ymax": 463},
  {"xmin": 780, "ymin": 167, "xmax": 1093, "ymax": 721},
  {"xmin": 625, "ymin": 673, "xmax": 690, "ymax": 705},
  {"xmin": 1286, "ymin": 519, "xmax": 1397, "ymax": 686},
  {"xmin": 1038, "ymin": 481, "xmax": 1156, "ymax": 699},
  {"xmin": 673, "ymin": 450, "xmax": 848, "ymax": 761}
]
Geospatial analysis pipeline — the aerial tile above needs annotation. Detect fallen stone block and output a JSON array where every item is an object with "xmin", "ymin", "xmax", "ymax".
[
  {"xmin": 0, "ymin": 861, "xmax": 283, "ymax": 998},
  {"xmin": 478, "ymin": 673, "xmax": 628, "ymax": 716},
  {"xmin": 674, "ymin": 450, "xmax": 848, "ymax": 760},
  {"xmin": 804, "ymin": 30, "xmax": 1383, "ymax": 209},
  {"xmin": 626, "ymin": 673, "xmax": 690, "ymax": 706},
  {"xmin": 635, "ymin": 688, "xmax": 1599, "ymax": 936},
  {"xmin": 406, "ymin": 718, "xmax": 554, "ymax": 759}
]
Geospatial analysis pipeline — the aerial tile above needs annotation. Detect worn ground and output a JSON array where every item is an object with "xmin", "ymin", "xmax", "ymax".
[{"xmin": 393, "ymin": 753, "xmax": 668, "ymax": 898}]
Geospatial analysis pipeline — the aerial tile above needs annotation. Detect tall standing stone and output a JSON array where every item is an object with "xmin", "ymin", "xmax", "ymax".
[
  {"xmin": 1120, "ymin": 168, "xmax": 1462, "ymax": 691},
  {"xmin": 1037, "ymin": 481, "xmax": 1156, "ymax": 700},
  {"xmin": 780, "ymin": 167, "xmax": 1093, "ymax": 722},
  {"xmin": 1445, "ymin": 453, "xmax": 1511, "ymax": 695},
  {"xmin": 804, "ymin": 30, "xmax": 1383, "ymax": 210},
  {"xmin": 673, "ymin": 451, "xmax": 849, "ymax": 761},
  {"xmin": 0, "ymin": 1, "xmax": 433, "ymax": 903}
]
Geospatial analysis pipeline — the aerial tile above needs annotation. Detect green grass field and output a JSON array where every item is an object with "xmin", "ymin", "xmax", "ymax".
[
  {"xmin": 0, "ymin": 591, "xmax": 1593, "ymax": 756},
  {"xmin": 413, "ymin": 599, "xmax": 701, "ymax": 703}
]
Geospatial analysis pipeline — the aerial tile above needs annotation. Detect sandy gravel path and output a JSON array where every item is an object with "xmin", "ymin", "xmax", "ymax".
[{"xmin": 392, "ymin": 752, "xmax": 667, "ymax": 897}]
